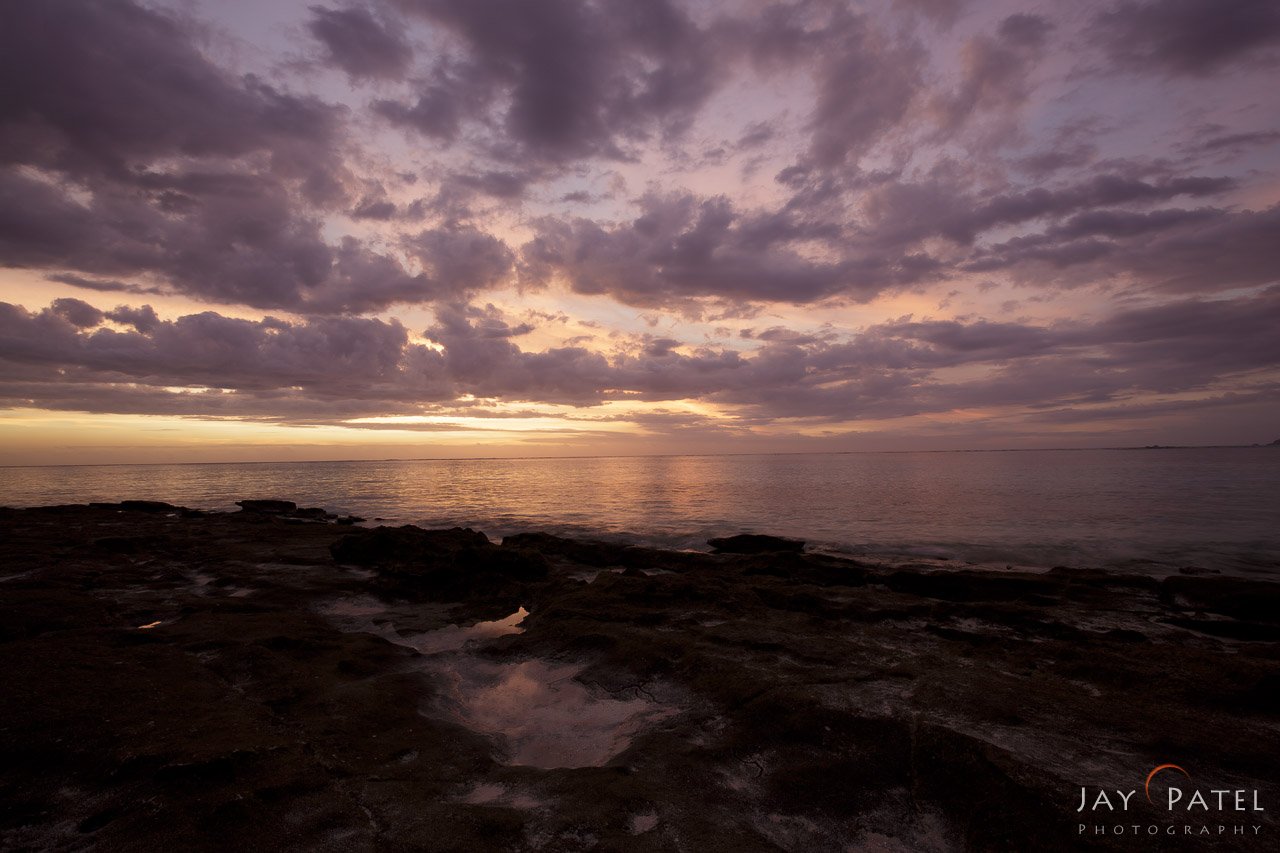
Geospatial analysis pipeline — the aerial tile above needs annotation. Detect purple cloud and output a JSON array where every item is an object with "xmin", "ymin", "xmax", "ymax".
[
  {"xmin": 308, "ymin": 5, "xmax": 414, "ymax": 81},
  {"xmin": 1094, "ymin": 0, "xmax": 1280, "ymax": 75}
]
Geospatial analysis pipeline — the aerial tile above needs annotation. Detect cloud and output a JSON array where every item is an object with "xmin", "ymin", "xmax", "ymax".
[
  {"xmin": 893, "ymin": 0, "xmax": 970, "ymax": 28},
  {"xmin": 930, "ymin": 14, "xmax": 1053, "ymax": 133},
  {"xmin": 0, "ymin": 302, "xmax": 453, "ymax": 421},
  {"xmin": 521, "ymin": 191, "xmax": 936, "ymax": 308},
  {"xmin": 1094, "ymin": 0, "xmax": 1280, "ymax": 75},
  {"xmin": 0, "ymin": 0, "xmax": 460, "ymax": 314},
  {"xmin": 370, "ymin": 70, "xmax": 479, "ymax": 142},
  {"xmin": 520, "ymin": 164, "xmax": 1245, "ymax": 309},
  {"xmin": 0, "ymin": 167, "xmax": 441, "ymax": 313},
  {"xmin": 0, "ymin": 0, "xmax": 344, "ymax": 198},
  {"xmin": 2, "ymin": 0, "xmax": 1278, "ymax": 448},
  {"xmin": 804, "ymin": 12, "xmax": 925, "ymax": 167},
  {"xmin": 380, "ymin": 0, "xmax": 724, "ymax": 163},
  {"xmin": 1186, "ymin": 129, "xmax": 1280, "ymax": 153},
  {"xmin": 49, "ymin": 298, "xmax": 104, "ymax": 329},
  {"xmin": 968, "ymin": 203, "xmax": 1280, "ymax": 294},
  {"xmin": 4, "ymin": 289, "xmax": 1277, "ymax": 431},
  {"xmin": 308, "ymin": 4, "xmax": 414, "ymax": 81}
]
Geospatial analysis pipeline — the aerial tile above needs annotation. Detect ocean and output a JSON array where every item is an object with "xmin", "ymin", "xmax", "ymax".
[{"xmin": 3, "ymin": 447, "xmax": 1278, "ymax": 575}]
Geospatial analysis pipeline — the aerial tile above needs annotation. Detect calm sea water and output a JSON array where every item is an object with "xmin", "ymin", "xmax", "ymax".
[{"xmin": 3, "ymin": 449, "xmax": 1278, "ymax": 575}]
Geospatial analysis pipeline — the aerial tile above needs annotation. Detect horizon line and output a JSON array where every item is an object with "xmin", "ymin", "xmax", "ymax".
[{"xmin": 2, "ymin": 442, "xmax": 1273, "ymax": 470}]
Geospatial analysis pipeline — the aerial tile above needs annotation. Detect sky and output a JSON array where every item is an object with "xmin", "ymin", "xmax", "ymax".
[{"xmin": 1, "ymin": 0, "xmax": 1278, "ymax": 465}]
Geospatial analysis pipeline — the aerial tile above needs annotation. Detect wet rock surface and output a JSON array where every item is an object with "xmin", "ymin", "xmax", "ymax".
[
  {"xmin": 708, "ymin": 533, "xmax": 806, "ymax": 554},
  {"xmin": 1, "ymin": 503, "xmax": 1277, "ymax": 851}
]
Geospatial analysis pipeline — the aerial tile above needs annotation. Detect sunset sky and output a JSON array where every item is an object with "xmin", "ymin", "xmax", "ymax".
[{"xmin": 1, "ymin": 0, "xmax": 1278, "ymax": 464}]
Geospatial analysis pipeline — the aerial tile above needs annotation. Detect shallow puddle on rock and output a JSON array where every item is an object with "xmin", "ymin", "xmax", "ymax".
[
  {"xmin": 317, "ymin": 600, "xmax": 679, "ymax": 769},
  {"xmin": 403, "ymin": 607, "xmax": 528, "ymax": 654},
  {"xmin": 569, "ymin": 567, "xmax": 625, "ymax": 583},
  {"xmin": 458, "ymin": 782, "xmax": 545, "ymax": 811},
  {"xmin": 429, "ymin": 655, "xmax": 678, "ymax": 769},
  {"xmin": 628, "ymin": 812, "xmax": 659, "ymax": 834}
]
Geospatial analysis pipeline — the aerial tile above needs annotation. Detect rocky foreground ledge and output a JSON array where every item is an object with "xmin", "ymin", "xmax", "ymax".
[{"xmin": 1, "ymin": 503, "xmax": 1277, "ymax": 852}]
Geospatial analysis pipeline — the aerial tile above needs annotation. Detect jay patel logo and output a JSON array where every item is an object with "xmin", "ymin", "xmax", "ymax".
[{"xmin": 1076, "ymin": 763, "xmax": 1265, "ymax": 839}]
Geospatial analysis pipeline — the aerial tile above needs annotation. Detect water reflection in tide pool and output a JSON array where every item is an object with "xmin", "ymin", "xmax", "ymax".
[
  {"xmin": 316, "ymin": 598, "xmax": 678, "ymax": 768},
  {"xmin": 432, "ymin": 656, "xmax": 678, "ymax": 769}
]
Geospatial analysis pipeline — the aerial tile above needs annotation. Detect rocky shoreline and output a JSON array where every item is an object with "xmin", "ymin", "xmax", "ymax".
[{"xmin": 1, "ymin": 501, "xmax": 1277, "ymax": 851}]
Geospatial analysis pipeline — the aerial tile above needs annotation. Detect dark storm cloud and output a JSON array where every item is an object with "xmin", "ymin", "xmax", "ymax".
[
  {"xmin": 1093, "ymin": 0, "xmax": 1280, "ymax": 75},
  {"xmin": 308, "ymin": 4, "xmax": 414, "ymax": 81},
  {"xmin": 380, "ymin": 0, "xmax": 723, "ymax": 163}
]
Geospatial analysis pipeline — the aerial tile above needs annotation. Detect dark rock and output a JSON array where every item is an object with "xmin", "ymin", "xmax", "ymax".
[
  {"xmin": 501, "ymin": 531, "xmax": 636, "ymax": 567},
  {"xmin": 1242, "ymin": 672, "xmax": 1280, "ymax": 713},
  {"xmin": 331, "ymin": 526, "xmax": 490, "ymax": 565},
  {"xmin": 92, "ymin": 534, "xmax": 171, "ymax": 554},
  {"xmin": 4, "ymin": 502, "xmax": 1279, "ymax": 852},
  {"xmin": 88, "ymin": 500, "xmax": 182, "ymax": 513},
  {"xmin": 1048, "ymin": 566, "xmax": 1160, "ymax": 591},
  {"xmin": 886, "ymin": 570, "xmax": 1064, "ymax": 603},
  {"xmin": 708, "ymin": 533, "xmax": 805, "ymax": 554},
  {"xmin": 755, "ymin": 587, "xmax": 845, "ymax": 618},
  {"xmin": 1164, "ymin": 617, "xmax": 1280, "ymax": 641},
  {"xmin": 740, "ymin": 552, "xmax": 868, "ymax": 587},
  {"xmin": 331, "ymin": 525, "xmax": 546, "ymax": 600},
  {"xmin": 235, "ymin": 499, "xmax": 297, "ymax": 514},
  {"xmin": 118, "ymin": 500, "xmax": 181, "ymax": 513},
  {"xmin": 502, "ymin": 530, "xmax": 706, "ymax": 571},
  {"xmin": 1102, "ymin": 628, "xmax": 1148, "ymax": 643},
  {"xmin": 1160, "ymin": 575, "xmax": 1280, "ymax": 623}
]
